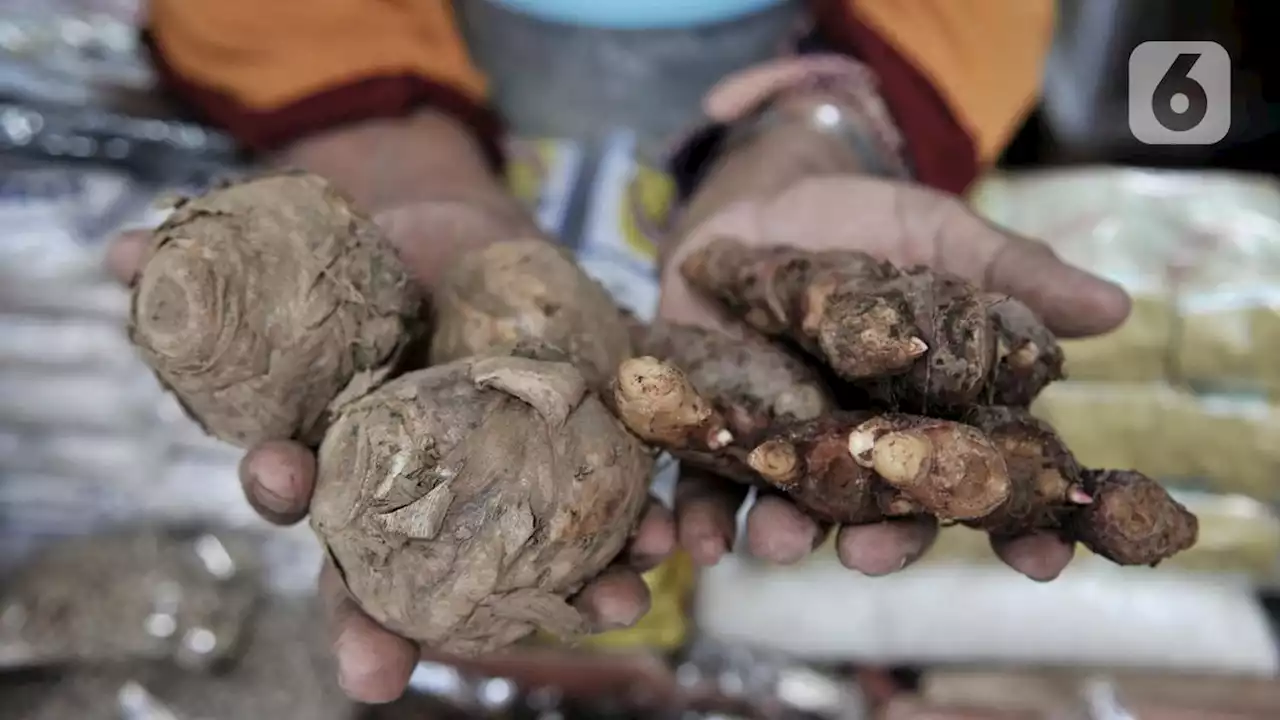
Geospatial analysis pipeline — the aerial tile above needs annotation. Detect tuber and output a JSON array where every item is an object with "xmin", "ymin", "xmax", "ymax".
[
  {"xmin": 309, "ymin": 239, "xmax": 654, "ymax": 654},
  {"xmin": 429, "ymin": 239, "xmax": 633, "ymax": 393},
  {"xmin": 310, "ymin": 347, "xmax": 651, "ymax": 655},
  {"xmin": 614, "ymin": 358, "xmax": 1197, "ymax": 566},
  {"xmin": 679, "ymin": 238, "xmax": 1064, "ymax": 408},
  {"xmin": 129, "ymin": 172, "xmax": 422, "ymax": 447},
  {"xmin": 614, "ymin": 321, "xmax": 835, "ymax": 484},
  {"xmin": 129, "ymin": 174, "xmax": 654, "ymax": 655}
]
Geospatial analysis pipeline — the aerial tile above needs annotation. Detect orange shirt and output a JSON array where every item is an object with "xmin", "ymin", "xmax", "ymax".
[{"xmin": 148, "ymin": 0, "xmax": 1054, "ymax": 193}]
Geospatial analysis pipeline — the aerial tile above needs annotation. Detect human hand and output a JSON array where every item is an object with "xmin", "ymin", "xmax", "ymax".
[
  {"xmin": 659, "ymin": 162, "xmax": 1130, "ymax": 582},
  {"xmin": 106, "ymin": 112, "xmax": 675, "ymax": 703}
]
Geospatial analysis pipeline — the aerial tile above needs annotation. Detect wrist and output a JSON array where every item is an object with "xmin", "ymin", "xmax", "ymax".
[
  {"xmin": 273, "ymin": 109, "xmax": 509, "ymax": 213},
  {"xmin": 274, "ymin": 111, "xmax": 541, "ymax": 289},
  {"xmin": 667, "ymin": 55, "xmax": 907, "ymax": 256}
]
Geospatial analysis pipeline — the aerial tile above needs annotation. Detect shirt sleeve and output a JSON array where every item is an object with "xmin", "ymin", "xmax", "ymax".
[
  {"xmin": 146, "ymin": 0, "xmax": 501, "ymax": 161},
  {"xmin": 810, "ymin": 0, "xmax": 1056, "ymax": 193}
]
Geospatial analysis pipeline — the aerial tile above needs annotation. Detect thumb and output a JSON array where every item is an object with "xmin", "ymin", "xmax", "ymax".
[
  {"xmin": 105, "ymin": 229, "xmax": 150, "ymax": 286},
  {"xmin": 982, "ymin": 233, "xmax": 1131, "ymax": 339}
]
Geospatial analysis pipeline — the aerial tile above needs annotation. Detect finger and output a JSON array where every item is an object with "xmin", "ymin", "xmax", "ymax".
[
  {"xmin": 237, "ymin": 440, "xmax": 315, "ymax": 525},
  {"xmin": 983, "ymin": 233, "xmax": 1131, "ymax": 338},
  {"xmin": 572, "ymin": 567, "xmax": 652, "ymax": 632},
  {"xmin": 105, "ymin": 229, "xmax": 150, "ymax": 286},
  {"xmin": 674, "ymin": 468, "xmax": 748, "ymax": 566},
  {"xmin": 990, "ymin": 532, "xmax": 1075, "ymax": 582},
  {"xmin": 320, "ymin": 561, "xmax": 418, "ymax": 704},
  {"xmin": 835, "ymin": 517, "xmax": 938, "ymax": 576},
  {"xmin": 920, "ymin": 196, "xmax": 1131, "ymax": 339},
  {"xmin": 744, "ymin": 493, "xmax": 822, "ymax": 565},
  {"xmin": 627, "ymin": 498, "xmax": 676, "ymax": 571}
]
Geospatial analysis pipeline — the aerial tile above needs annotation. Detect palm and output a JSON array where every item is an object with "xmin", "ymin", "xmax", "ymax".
[
  {"xmin": 661, "ymin": 175, "xmax": 1125, "ymax": 339},
  {"xmin": 657, "ymin": 173, "xmax": 1131, "ymax": 578}
]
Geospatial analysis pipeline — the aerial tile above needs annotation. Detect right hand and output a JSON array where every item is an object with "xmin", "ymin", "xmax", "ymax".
[{"xmin": 105, "ymin": 113, "xmax": 676, "ymax": 704}]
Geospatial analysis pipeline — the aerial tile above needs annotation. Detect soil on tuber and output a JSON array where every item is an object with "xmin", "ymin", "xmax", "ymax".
[
  {"xmin": 679, "ymin": 237, "xmax": 1065, "ymax": 409},
  {"xmin": 129, "ymin": 172, "xmax": 422, "ymax": 447}
]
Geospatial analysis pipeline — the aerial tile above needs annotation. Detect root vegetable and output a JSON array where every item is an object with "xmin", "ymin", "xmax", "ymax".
[
  {"xmin": 614, "ymin": 322, "xmax": 835, "ymax": 484},
  {"xmin": 132, "ymin": 175, "xmax": 654, "ymax": 656},
  {"xmin": 985, "ymin": 297, "xmax": 1066, "ymax": 407},
  {"xmin": 429, "ymin": 239, "xmax": 633, "ymax": 393},
  {"xmin": 612, "ymin": 358, "xmax": 1195, "ymax": 566},
  {"xmin": 310, "ymin": 348, "xmax": 651, "ymax": 654},
  {"xmin": 679, "ymin": 238, "xmax": 1064, "ymax": 408},
  {"xmin": 634, "ymin": 321, "xmax": 834, "ymax": 433},
  {"xmin": 679, "ymin": 239, "xmax": 927, "ymax": 381},
  {"xmin": 965, "ymin": 407, "xmax": 1197, "ymax": 565},
  {"xmin": 129, "ymin": 173, "xmax": 422, "ymax": 447},
  {"xmin": 308, "ymin": 239, "xmax": 653, "ymax": 654},
  {"xmin": 748, "ymin": 413, "xmax": 1011, "ymax": 525},
  {"xmin": 1071, "ymin": 469, "xmax": 1199, "ymax": 566}
]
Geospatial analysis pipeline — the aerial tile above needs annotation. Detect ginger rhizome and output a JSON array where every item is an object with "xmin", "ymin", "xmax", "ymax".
[
  {"xmin": 614, "ymin": 358, "xmax": 1195, "ymax": 566},
  {"xmin": 679, "ymin": 237, "xmax": 1065, "ymax": 408},
  {"xmin": 129, "ymin": 173, "xmax": 422, "ymax": 447},
  {"xmin": 616, "ymin": 238, "xmax": 1194, "ymax": 567}
]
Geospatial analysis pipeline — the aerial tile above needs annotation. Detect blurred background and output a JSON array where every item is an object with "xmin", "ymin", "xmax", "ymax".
[{"xmin": 3, "ymin": 1, "xmax": 1280, "ymax": 718}]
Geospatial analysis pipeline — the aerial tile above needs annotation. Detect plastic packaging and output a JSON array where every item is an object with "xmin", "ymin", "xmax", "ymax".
[
  {"xmin": 0, "ymin": 596, "xmax": 357, "ymax": 720},
  {"xmin": 695, "ymin": 553, "xmax": 1279, "ymax": 673},
  {"xmin": 1031, "ymin": 382, "xmax": 1280, "ymax": 504},
  {"xmin": 916, "ymin": 669, "xmax": 1280, "ymax": 720},
  {"xmin": 917, "ymin": 489, "xmax": 1280, "ymax": 584},
  {"xmin": 403, "ymin": 637, "xmax": 868, "ymax": 720},
  {"xmin": 0, "ymin": 313, "xmax": 139, "ymax": 371},
  {"xmin": 0, "ymin": 526, "xmax": 261, "ymax": 671},
  {"xmin": 972, "ymin": 168, "xmax": 1280, "ymax": 394},
  {"xmin": 0, "ymin": 428, "xmax": 163, "ymax": 483},
  {"xmin": 0, "ymin": 368, "xmax": 163, "ymax": 432}
]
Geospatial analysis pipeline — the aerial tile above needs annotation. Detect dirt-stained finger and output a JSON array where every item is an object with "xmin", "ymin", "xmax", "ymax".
[
  {"xmin": 319, "ymin": 561, "xmax": 419, "ymax": 704},
  {"xmin": 836, "ymin": 517, "xmax": 938, "ymax": 576},
  {"xmin": 990, "ymin": 531, "xmax": 1075, "ymax": 582},
  {"xmin": 238, "ymin": 440, "xmax": 316, "ymax": 525},
  {"xmin": 674, "ymin": 467, "xmax": 748, "ymax": 566}
]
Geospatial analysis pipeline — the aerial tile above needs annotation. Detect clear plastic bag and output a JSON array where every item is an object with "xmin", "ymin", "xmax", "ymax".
[
  {"xmin": 1031, "ymin": 381, "xmax": 1280, "ymax": 505},
  {"xmin": 0, "ymin": 526, "xmax": 261, "ymax": 671},
  {"xmin": 0, "ymin": 596, "xmax": 357, "ymax": 720},
  {"xmin": 972, "ymin": 168, "xmax": 1280, "ymax": 394},
  {"xmin": 0, "ymin": 313, "xmax": 139, "ymax": 371},
  {"xmin": 917, "ymin": 669, "xmax": 1280, "ymax": 720},
  {"xmin": 0, "ymin": 367, "xmax": 163, "ymax": 432}
]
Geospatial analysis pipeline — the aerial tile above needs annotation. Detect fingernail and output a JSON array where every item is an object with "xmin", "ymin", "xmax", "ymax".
[
  {"xmin": 900, "ymin": 543, "xmax": 926, "ymax": 570},
  {"xmin": 693, "ymin": 535, "xmax": 726, "ymax": 565},
  {"xmin": 250, "ymin": 471, "xmax": 296, "ymax": 514}
]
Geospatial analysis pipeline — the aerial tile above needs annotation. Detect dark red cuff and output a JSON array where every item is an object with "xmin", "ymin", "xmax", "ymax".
[
  {"xmin": 807, "ymin": 1, "xmax": 979, "ymax": 195},
  {"xmin": 142, "ymin": 33, "xmax": 506, "ymax": 172}
]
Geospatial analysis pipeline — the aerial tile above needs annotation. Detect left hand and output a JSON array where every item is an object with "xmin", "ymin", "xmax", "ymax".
[{"xmin": 657, "ymin": 119, "xmax": 1131, "ymax": 581}]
